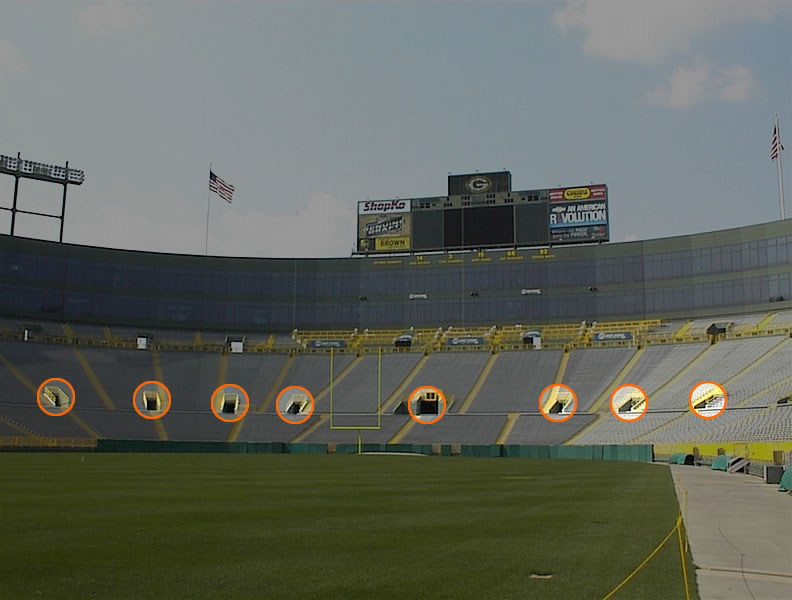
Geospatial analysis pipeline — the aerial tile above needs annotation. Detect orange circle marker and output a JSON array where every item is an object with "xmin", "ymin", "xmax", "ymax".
[
  {"xmin": 539, "ymin": 384, "xmax": 577, "ymax": 422},
  {"xmin": 275, "ymin": 386, "xmax": 314, "ymax": 425},
  {"xmin": 407, "ymin": 385, "xmax": 447, "ymax": 425},
  {"xmin": 689, "ymin": 381, "xmax": 727, "ymax": 419},
  {"xmin": 36, "ymin": 378, "xmax": 76, "ymax": 416},
  {"xmin": 210, "ymin": 384, "xmax": 250, "ymax": 423},
  {"xmin": 610, "ymin": 384, "xmax": 648, "ymax": 423},
  {"xmin": 132, "ymin": 380, "xmax": 172, "ymax": 420}
]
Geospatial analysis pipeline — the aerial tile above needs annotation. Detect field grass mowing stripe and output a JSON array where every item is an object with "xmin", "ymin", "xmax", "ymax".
[{"xmin": 0, "ymin": 454, "xmax": 698, "ymax": 600}]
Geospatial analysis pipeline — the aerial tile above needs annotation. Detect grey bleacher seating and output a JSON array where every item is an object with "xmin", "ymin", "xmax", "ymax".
[
  {"xmin": 0, "ymin": 419, "xmax": 22, "ymax": 436},
  {"xmin": 409, "ymin": 352, "xmax": 489, "ymax": 413},
  {"xmin": 279, "ymin": 353, "xmax": 355, "ymax": 408},
  {"xmin": 0, "ymin": 404, "xmax": 88, "ymax": 438},
  {"xmin": 224, "ymin": 353, "xmax": 289, "ymax": 410},
  {"xmin": 302, "ymin": 414, "xmax": 408, "ymax": 444},
  {"xmin": 506, "ymin": 413, "xmax": 597, "ymax": 445},
  {"xmin": 77, "ymin": 407, "xmax": 159, "ymax": 440},
  {"xmin": 161, "ymin": 411, "xmax": 234, "ymax": 441},
  {"xmin": 739, "ymin": 405, "xmax": 792, "ymax": 441},
  {"xmin": 235, "ymin": 413, "xmax": 314, "ymax": 442},
  {"xmin": 622, "ymin": 343, "xmax": 707, "ymax": 398},
  {"xmin": 2, "ymin": 327, "xmax": 792, "ymax": 445},
  {"xmin": 470, "ymin": 350, "xmax": 562, "ymax": 412},
  {"xmin": 401, "ymin": 415, "xmax": 507, "ymax": 445},
  {"xmin": 723, "ymin": 338, "xmax": 792, "ymax": 407},
  {"xmin": 573, "ymin": 411, "xmax": 681, "ymax": 445},
  {"xmin": 562, "ymin": 348, "xmax": 635, "ymax": 411},
  {"xmin": 158, "ymin": 352, "xmax": 222, "ymax": 411},
  {"xmin": 325, "ymin": 353, "xmax": 421, "ymax": 427},
  {"xmin": 648, "ymin": 337, "xmax": 784, "ymax": 410}
]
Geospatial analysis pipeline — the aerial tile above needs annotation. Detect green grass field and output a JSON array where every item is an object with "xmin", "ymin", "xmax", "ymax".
[{"xmin": 0, "ymin": 454, "xmax": 697, "ymax": 600}]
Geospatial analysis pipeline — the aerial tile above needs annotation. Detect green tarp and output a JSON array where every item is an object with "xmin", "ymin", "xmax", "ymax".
[
  {"xmin": 779, "ymin": 467, "xmax": 792, "ymax": 492},
  {"xmin": 670, "ymin": 453, "xmax": 694, "ymax": 465},
  {"xmin": 711, "ymin": 455, "xmax": 729, "ymax": 471}
]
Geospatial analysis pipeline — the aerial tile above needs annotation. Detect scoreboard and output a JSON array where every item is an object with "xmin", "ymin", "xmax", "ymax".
[{"xmin": 356, "ymin": 172, "xmax": 609, "ymax": 254}]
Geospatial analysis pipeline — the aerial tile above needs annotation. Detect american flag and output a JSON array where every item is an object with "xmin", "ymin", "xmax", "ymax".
[
  {"xmin": 209, "ymin": 170, "xmax": 234, "ymax": 203},
  {"xmin": 771, "ymin": 123, "xmax": 784, "ymax": 161}
]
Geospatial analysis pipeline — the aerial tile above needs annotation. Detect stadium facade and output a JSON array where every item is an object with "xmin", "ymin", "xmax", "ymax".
[{"xmin": 2, "ymin": 218, "xmax": 792, "ymax": 331}]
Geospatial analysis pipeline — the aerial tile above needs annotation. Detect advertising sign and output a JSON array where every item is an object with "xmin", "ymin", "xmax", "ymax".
[
  {"xmin": 307, "ymin": 340, "xmax": 347, "ymax": 349},
  {"xmin": 357, "ymin": 199, "xmax": 411, "ymax": 215},
  {"xmin": 549, "ymin": 184, "xmax": 607, "ymax": 202},
  {"xmin": 358, "ymin": 211, "xmax": 412, "ymax": 253},
  {"xmin": 446, "ymin": 336, "xmax": 487, "ymax": 346},
  {"xmin": 549, "ymin": 225, "xmax": 609, "ymax": 243},
  {"xmin": 549, "ymin": 201, "xmax": 608, "ymax": 229},
  {"xmin": 592, "ymin": 332, "xmax": 633, "ymax": 342}
]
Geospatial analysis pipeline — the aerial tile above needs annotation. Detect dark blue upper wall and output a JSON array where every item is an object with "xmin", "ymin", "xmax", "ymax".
[{"xmin": 2, "ymin": 219, "xmax": 792, "ymax": 330}]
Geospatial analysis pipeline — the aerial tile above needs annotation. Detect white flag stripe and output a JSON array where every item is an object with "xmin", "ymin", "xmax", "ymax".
[
  {"xmin": 771, "ymin": 124, "xmax": 784, "ymax": 161},
  {"xmin": 209, "ymin": 171, "xmax": 234, "ymax": 203}
]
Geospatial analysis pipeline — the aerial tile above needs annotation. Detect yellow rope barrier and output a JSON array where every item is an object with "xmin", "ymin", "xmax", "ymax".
[
  {"xmin": 602, "ymin": 514, "xmax": 691, "ymax": 600},
  {"xmin": 676, "ymin": 516, "xmax": 692, "ymax": 600}
]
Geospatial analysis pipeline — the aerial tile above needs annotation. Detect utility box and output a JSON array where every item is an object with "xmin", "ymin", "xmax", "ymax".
[{"xmin": 764, "ymin": 465, "xmax": 784, "ymax": 485}]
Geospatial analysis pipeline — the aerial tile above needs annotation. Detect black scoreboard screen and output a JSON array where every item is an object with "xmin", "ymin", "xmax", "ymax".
[
  {"xmin": 414, "ymin": 206, "xmax": 522, "ymax": 251},
  {"xmin": 357, "ymin": 181, "xmax": 608, "ymax": 254}
]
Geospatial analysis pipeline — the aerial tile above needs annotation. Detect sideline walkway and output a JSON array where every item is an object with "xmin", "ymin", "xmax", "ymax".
[{"xmin": 670, "ymin": 464, "xmax": 792, "ymax": 600}]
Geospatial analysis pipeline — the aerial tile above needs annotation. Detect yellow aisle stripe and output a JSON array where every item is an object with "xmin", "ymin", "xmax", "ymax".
[
  {"xmin": 495, "ymin": 413, "xmax": 520, "ymax": 445},
  {"xmin": 313, "ymin": 354, "xmax": 364, "ymax": 410},
  {"xmin": 256, "ymin": 354, "xmax": 295, "ymax": 413},
  {"xmin": 72, "ymin": 347, "xmax": 115, "ymax": 409},
  {"xmin": 755, "ymin": 312, "xmax": 776, "ymax": 331},
  {"xmin": 388, "ymin": 417, "xmax": 415, "ymax": 444},
  {"xmin": 457, "ymin": 353, "xmax": 498, "ymax": 414},
  {"xmin": 674, "ymin": 320, "xmax": 692, "ymax": 340},
  {"xmin": 0, "ymin": 351, "xmax": 36, "ymax": 392},
  {"xmin": 229, "ymin": 354, "xmax": 296, "ymax": 442},
  {"xmin": 380, "ymin": 353, "xmax": 430, "ymax": 415},
  {"xmin": 0, "ymin": 413, "xmax": 44, "ymax": 439},
  {"xmin": 291, "ymin": 414, "xmax": 327, "ymax": 443},
  {"xmin": 151, "ymin": 350, "xmax": 169, "ymax": 441},
  {"xmin": 589, "ymin": 347, "xmax": 645, "ymax": 413}
]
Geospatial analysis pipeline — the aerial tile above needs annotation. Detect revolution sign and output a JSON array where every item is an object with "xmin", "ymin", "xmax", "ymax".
[{"xmin": 549, "ymin": 201, "xmax": 608, "ymax": 228}]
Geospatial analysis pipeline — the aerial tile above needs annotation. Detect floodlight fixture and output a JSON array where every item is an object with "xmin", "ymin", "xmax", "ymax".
[{"xmin": 0, "ymin": 153, "xmax": 85, "ymax": 242}]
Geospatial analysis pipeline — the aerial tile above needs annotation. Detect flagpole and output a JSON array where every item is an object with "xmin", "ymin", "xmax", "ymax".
[
  {"xmin": 205, "ymin": 163, "xmax": 212, "ymax": 255},
  {"xmin": 776, "ymin": 114, "xmax": 786, "ymax": 220}
]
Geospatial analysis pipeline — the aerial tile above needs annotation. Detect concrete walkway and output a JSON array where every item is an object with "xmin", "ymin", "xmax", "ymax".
[{"xmin": 670, "ymin": 464, "xmax": 792, "ymax": 600}]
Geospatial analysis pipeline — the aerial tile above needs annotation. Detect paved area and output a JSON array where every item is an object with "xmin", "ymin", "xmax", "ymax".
[{"xmin": 670, "ymin": 464, "xmax": 792, "ymax": 600}]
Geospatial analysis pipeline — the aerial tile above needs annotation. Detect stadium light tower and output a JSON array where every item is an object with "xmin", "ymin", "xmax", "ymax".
[{"xmin": 0, "ymin": 152, "xmax": 85, "ymax": 242}]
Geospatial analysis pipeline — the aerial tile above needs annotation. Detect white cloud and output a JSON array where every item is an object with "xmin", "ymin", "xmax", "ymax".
[
  {"xmin": 67, "ymin": 192, "xmax": 356, "ymax": 258},
  {"xmin": 0, "ymin": 38, "xmax": 28, "ymax": 75},
  {"xmin": 553, "ymin": 0, "xmax": 786, "ymax": 64},
  {"xmin": 214, "ymin": 192, "xmax": 356, "ymax": 258},
  {"xmin": 76, "ymin": 0, "xmax": 146, "ymax": 35},
  {"xmin": 647, "ymin": 62, "xmax": 756, "ymax": 108}
]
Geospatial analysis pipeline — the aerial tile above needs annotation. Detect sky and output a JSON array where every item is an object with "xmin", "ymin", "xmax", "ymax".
[{"xmin": 0, "ymin": 0, "xmax": 790, "ymax": 258}]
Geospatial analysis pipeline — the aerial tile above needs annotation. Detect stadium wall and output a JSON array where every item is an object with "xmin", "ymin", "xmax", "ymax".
[
  {"xmin": 95, "ymin": 439, "xmax": 654, "ymax": 461},
  {"xmin": 2, "ymin": 218, "xmax": 792, "ymax": 330}
]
